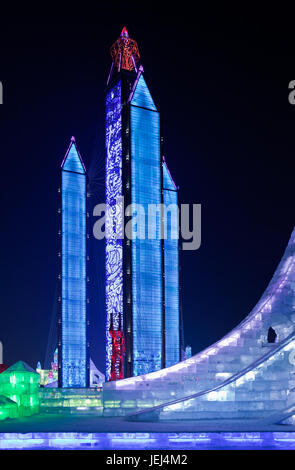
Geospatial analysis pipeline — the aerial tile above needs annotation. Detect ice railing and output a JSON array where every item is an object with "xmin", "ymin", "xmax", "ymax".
[
  {"xmin": 128, "ymin": 329, "xmax": 295, "ymax": 420},
  {"xmin": 105, "ymin": 227, "xmax": 295, "ymax": 389}
]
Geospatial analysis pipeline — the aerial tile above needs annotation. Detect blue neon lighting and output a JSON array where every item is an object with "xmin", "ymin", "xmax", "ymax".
[
  {"xmin": 1, "ymin": 432, "xmax": 295, "ymax": 450},
  {"xmin": 62, "ymin": 145, "xmax": 85, "ymax": 173},
  {"xmin": 163, "ymin": 162, "xmax": 180, "ymax": 367},
  {"xmin": 61, "ymin": 142, "xmax": 87, "ymax": 387},
  {"xmin": 105, "ymin": 81, "xmax": 123, "ymax": 381},
  {"xmin": 131, "ymin": 75, "xmax": 157, "ymax": 110},
  {"xmin": 131, "ymin": 79, "xmax": 162, "ymax": 376}
]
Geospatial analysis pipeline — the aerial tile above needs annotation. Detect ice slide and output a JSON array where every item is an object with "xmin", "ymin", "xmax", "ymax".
[
  {"xmin": 103, "ymin": 226, "xmax": 295, "ymax": 417},
  {"xmin": 129, "ymin": 330, "xmax": 295, "ymax": 421}
]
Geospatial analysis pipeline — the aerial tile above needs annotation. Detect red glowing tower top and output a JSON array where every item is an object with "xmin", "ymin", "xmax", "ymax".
[{"xmin": 110, "ymin": 27, "xmax": 140, "ymax": 72}]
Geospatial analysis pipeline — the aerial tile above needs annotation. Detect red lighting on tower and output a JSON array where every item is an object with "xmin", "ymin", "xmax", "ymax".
[
  {"xmin": 110, "ymin": 27, "xmax": 140, "ymax": 72},
  {"xmin": 109, "ymin": 316, "xmax": 126, "ymax": 381}
]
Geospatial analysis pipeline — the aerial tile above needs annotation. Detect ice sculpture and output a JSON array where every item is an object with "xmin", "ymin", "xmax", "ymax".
[
  {"xmin": 132, "ymin": 333, "xmax": 295, "ymax": 421},
  {"xmin": 104, "ymin": 226, "xmax": 295, "ymax": 422},
  {"xmin": 0, "ymin": 395, "xmax": 18, "ymax": 421},
  {"xmin": 0, "ymin": 361, "xmax": 40, "ymax": 417}
]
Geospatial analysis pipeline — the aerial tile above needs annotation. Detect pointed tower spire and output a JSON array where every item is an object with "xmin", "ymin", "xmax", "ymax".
[
  {"xmin": 120, "ymin": 26, "xmax": 129, "ymax": 38},
  {"xmin": 110, "ymin": 27, "xmax": 140, "ymax": 72},
  {"xmin": 61, "ymin": 137, "xmax": 86, "ymax": 174}
]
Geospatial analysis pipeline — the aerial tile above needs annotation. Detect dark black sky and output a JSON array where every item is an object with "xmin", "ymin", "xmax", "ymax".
[{"xmin": 0, "ymin": 6, "xmax": 294, "ymax": 373}]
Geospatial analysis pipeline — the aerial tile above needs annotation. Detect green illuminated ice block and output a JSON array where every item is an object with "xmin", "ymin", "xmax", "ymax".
[
  {"xmin": 0, "ymin": 395, "xmax": 18, "ymax": 420},
  {"xmin": 0, "ymin": 361, "xmax": 40, "ymax": 417}
]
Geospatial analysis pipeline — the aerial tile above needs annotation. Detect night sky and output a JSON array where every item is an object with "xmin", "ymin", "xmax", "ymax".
[{"xmin": 0, "ymin": 7, "xmax": 294, "ymax": 374}]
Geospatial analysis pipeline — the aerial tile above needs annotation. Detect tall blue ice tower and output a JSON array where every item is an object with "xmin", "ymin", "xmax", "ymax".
[
  {"xmin": 105, "ymin": 28, "xmax": 181, "ymax": 380},
  {"xmin": 58, "ymin": 137, "xmax": 89, "ymax": 387},
  {"xmin": 163, "ymin": 158, "xmax": 180, "ymax": 367}
]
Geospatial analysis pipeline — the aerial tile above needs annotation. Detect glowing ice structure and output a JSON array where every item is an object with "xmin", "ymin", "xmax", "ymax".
[
  {"xmin": 130, "ymin": 75, "xmax": 163, "ymax": 376},
  {"xmin": 163, "ymin": 158, "xmax": 180, "ymax": 368},
  {"xmin": 133, "ymin": 333, "xmax": 295, "ymax": 421},
  {"xmin": 105, "ymin": 71, "xmax": 181, "ymax": 380},
  {"xmin": 0, "ymin": 396, "xmax": 18, "ymax": 421},
  {"xmin": 104, "ymin": 227, "xmax": 295, "ymax": 422},
  {"xmin": 90, "ymin": 359, "xmax": 105, "ymax": 388},
  {"xmin": 1, "ymin": 432, "xmax": 295, "ymax": 450},
  {"xmin": 0, "ymin": 361, "xmax": 40, "ymax": 418},
  {"xmin": 60, "ymin": 138, "xmax": 88, "ymax": 388},
  {"xmin": 105, "ymin": 81, "xmax": 123, "ymax": 381},
  {"xmin": 36, "ymin": 368, "xmax": 58, "ymax": 387},
  {"xmin": 40, "ymin": 388, "xmax": 103, "ymax": 415}
]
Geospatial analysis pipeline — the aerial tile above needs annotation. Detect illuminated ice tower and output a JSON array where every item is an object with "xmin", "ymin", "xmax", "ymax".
[
  {"xmin": 58, "ymin": 137, "xmax": 89, "ymax": 387},
  {"xmin": 105, "ymin": 28, "xmax": 181, "ymax": 380}
]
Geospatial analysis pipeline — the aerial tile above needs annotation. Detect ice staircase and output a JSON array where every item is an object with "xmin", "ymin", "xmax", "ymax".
[{"xmin": 103, "ymin": 226, "xmax": 295, "ymax": 417}]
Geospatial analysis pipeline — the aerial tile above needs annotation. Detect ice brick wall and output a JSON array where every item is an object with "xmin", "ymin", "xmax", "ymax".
[{"xmin": 150, "ymin": 334, "xmax": 295, "ymax": 421}]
